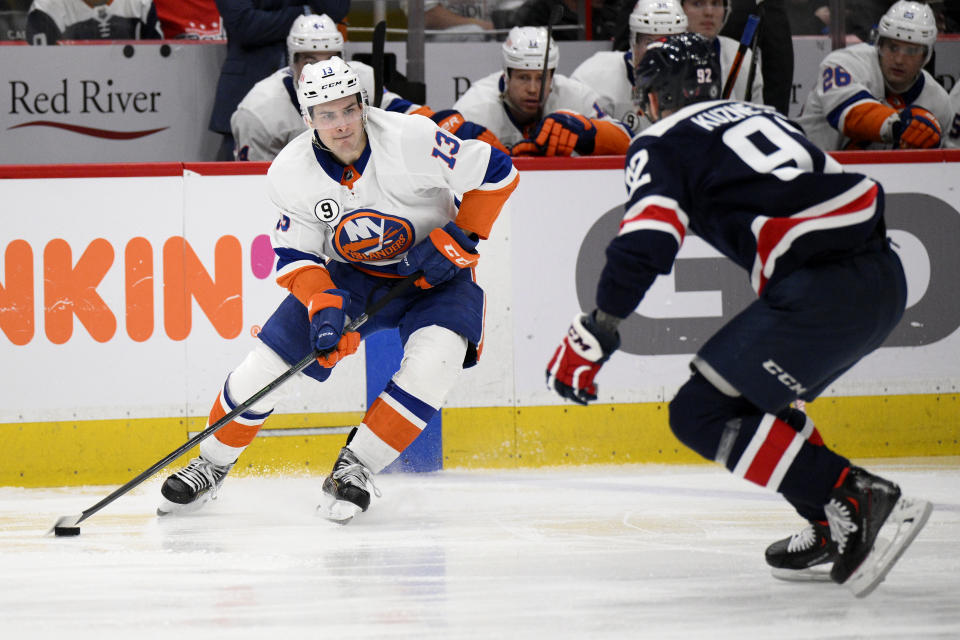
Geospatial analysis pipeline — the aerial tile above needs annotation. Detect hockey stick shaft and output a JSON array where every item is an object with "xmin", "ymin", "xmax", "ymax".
[
  {"xmin": 52, "ymin": 271, "xmax": 421, "ymax": 531},
  {"xmin": 535, "ymin": 3, "xmax": 564, "ymax": 123},
  {"xmin": 721, "ymin": 13, "xmax": 760, "ymax": 100},
  {"xmin": 372, "ymin": 20, "xmax": 387, "ymax": 108},
  {"xmin": 744, "ymin": 0, "xmax": 765, "ymax": 103}
]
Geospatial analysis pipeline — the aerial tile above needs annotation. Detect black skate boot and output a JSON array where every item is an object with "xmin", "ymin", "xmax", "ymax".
[
  {"xmin": 319, "ymin": 447, "xmax": 380, "ymax": 524},
  {"xmin": 157, "ymin": 456, "xmax": 235, "ymax": 516},
  {"xmin": 825, "ymin": 466, "xmax": 932, "ymax": 597},
  {"xmin": 765, "ymin": 520, "xmax": 837, "ymax": 582}
]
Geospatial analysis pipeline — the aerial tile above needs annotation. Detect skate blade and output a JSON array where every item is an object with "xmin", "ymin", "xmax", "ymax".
[
  {"xmin": 771, "ymin": 566, "xmax": 832, "ymax": 583},
  {"xmin": 844, "ymin": 497, "xmax": 933, "ymax": 598},
  {"xmin": 156, "ymin": 494, "xmax": 213, "ymax": 517},
  {"xmin": 317, "ymin": 497, "xmax": 362, "ymax": 525}
]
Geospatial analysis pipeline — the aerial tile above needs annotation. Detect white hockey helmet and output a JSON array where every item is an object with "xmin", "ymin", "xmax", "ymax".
[
  {"xmin": 297, "ymin": 56, "xmax": 368, "ymax": 126},
  {"xmin": 287, "ymin": 14, "xmax": 344, "ymax": 65},
  {"xmin": 876, "ymin": 0, "xmax": 937, "ymax": 63},
  {"xmin": 502, "ymin": 26, "xmax": 559, "ymax": 71},
  {"xmin": 630, "ymin": 0, "xmax": 688, "ymax": 36}
]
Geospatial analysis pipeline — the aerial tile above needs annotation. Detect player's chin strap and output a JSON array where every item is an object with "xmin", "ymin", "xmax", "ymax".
[{"xmin": 312, "ymin": 129, "xmax": 331, "ymax": 152}]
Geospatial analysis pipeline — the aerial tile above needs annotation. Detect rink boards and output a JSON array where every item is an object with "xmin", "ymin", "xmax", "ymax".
[{"xmin": 1, "ymin": 153, "xmax": 958, "ymax": 486}]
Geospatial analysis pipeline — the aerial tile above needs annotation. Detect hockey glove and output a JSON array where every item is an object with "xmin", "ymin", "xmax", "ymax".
[
  {"xmin": 514, "ymin": 111, "xmax": 597, "ymax": 157},
  {"xmin": 891, "ymin": 106, "xmax": 942, "ymax": 149},
  {"xmin": 397, "ymin": 221, "xmax": 479, "ymax": 289},
  {"xmin": 546, "ymin": 312, "xmax": 620, "ymax": 406},
  {"xmin": 430, "ymin": 109, "xmax": 510, "ymax": 154},
  {"xmin": 307, "ymin": 289, "xmax": 361, "ymax": 368}
]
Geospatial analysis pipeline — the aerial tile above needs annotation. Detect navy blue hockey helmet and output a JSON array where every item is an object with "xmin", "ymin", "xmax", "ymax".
[{"xmin": 633, "ymin": 32, "xmax": 721, "ymax": 116}]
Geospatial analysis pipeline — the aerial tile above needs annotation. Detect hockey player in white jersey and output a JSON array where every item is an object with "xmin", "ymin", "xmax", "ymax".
[
  {"xmin": 453, "ymin": 26, "xmax": 632, "ymax": 156},
  {"xmin": 231, "ymin": 14, "xmax": 507, "ymax": 161},
  {"xmin": 571, "ymin": 0, "xmax": 687, "ymax": 134},
  {"xmin": 160, "ymin": 57, "xmax": 519, "ymax": 523},
  {"xmin": 682, "ymin": 0, "xmax": 763, "ymax": 103},
  {"xmin": 943, "ymin": 73, "xmax": 960, "ymax": 149},
  {"xmin": 797, "ymin": 0, "xmax": 951, "ymax": 151}
]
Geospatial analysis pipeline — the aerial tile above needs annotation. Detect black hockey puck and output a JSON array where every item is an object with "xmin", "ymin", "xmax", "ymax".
[{"xmin": 54, "ymin": 526, "xmax": 81, "ymax": 537}]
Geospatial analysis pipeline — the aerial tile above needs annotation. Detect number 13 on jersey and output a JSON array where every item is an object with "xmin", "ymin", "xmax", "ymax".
[{"xmin": 432, "ymin": 131, "xmax": 461, "ymax": 169}]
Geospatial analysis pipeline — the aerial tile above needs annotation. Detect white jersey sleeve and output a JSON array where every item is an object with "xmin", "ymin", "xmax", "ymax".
[{"xmin": 944, "ymin": 81, "xmax": 960, "ymax": 149}]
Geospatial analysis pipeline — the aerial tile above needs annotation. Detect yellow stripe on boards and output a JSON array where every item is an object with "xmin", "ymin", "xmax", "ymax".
[
  {"xmin": 442, "ymin": 394, "xmax": 960, "ymax": 469},
  {"xmin": 2, "ymin": 394, "xmax": 957, "ymax": 486},
  {"xmin": 0, "ymin": 412, "xmax": 363, "ymax": 487}
]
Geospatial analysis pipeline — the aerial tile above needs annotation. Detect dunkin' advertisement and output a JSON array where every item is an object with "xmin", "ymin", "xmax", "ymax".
[{"xmin": 1, "ymin": 156, "xmax": 959, "ymax": 427}]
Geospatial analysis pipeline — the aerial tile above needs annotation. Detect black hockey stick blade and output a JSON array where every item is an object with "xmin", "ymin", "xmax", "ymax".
[
  {"xmin": 48, "ymin": 271, "xmax": 421, "ymax": 536},
  {"xmin": 372, "ymin": 20, "xmax": 387, "ymax": 108}
]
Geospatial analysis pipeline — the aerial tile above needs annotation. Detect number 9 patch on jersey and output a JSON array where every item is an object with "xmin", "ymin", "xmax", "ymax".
[{"xmin": 315, "ymin": 198, "xmax": 341, "ymax": 225}]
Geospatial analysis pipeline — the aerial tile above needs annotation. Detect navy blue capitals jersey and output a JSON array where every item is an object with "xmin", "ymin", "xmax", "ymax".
[{"xmin": 597, "ymin": 100, "xmax": 885, "ymax": 318}]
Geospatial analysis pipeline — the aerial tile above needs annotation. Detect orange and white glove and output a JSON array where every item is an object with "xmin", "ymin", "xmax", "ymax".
[{"xmin": 307, "ymin": 289, "xmax": 361, "ymax": 368}]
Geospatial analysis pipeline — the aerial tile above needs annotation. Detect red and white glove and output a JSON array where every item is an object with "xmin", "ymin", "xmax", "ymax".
[
  {"xmin": 891, "ymin": 106, "xmax": 942, "ymax": 149},
  {"xmin": 546, "ymin": 312, "xmax": 620, "ymax": 405}
]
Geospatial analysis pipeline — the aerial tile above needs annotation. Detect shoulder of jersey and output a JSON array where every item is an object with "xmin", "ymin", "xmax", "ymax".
[
  {"xmin": 575, "ymin": 53, "xmax": 623, "ymax": 83},
  {"xmin": 267, "ymin": 130, "xmax": 318, "ymax": 180},
  {"xmin": 237, "ymin": 69, "xmax": 292, "ymax": 110}
]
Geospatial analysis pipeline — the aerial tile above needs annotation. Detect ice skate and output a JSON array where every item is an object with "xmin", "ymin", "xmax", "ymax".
[
  {"xmin": 318, "ymin": 447, "xmax": 380, "ymax": 524},
  {"xmin": 157, "ymin": 456, "xmax": 235, "ymax": 516},
  {"xmin": 766, "ymin": 520, "xmax": 837, "ymax": 582},
  {"xmin": 825, "ymin": 466, "xmax": 933, "ymax": 597}
]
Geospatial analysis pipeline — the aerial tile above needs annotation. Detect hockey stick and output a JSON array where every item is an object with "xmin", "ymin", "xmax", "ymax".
[
  {"xmin": 535, "ymin": 3, "xmax": 565, "ymax": 124},
  {"xmin": 49, "ymin": 271, "xmax": 421, "ymax": 536},
  {"xmin": 721, "ymin": 13, "xmax": 760, "ymax": 100},
  {"xmin": 371, "ymin": 20, "xmax": 387, "ymax": 108},
  {"xmin": 744, "ymin": 0, "xmax": 765, "ymax": 102}
]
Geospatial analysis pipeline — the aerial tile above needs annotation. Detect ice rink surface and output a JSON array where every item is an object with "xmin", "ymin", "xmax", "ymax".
[{"xmin": 1, "ymin": 458, "xmax": 958, "ymax": 639}]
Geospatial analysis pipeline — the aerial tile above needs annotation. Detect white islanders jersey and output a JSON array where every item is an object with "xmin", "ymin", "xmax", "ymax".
[
  {"xmin": 268, "ymin": 108, "xmax": 518, "ymax": 277},
  {"xmin": 946, "ymin": 81, "xmax": 960, "ymax": 149},
  {"xmin": 231, "ymin": 60, "xmax": 419, "ymax": 162},
  {"xmin": 452, "ymin": 71, "xmax": 608, "ymax": 146},
  {"xmin": 797, "ymin": 42, "xmax": 953, "ymax": 151},
  {"xmin": 571, "ymin": 51, "xmax": 651, "ymax": 134}
]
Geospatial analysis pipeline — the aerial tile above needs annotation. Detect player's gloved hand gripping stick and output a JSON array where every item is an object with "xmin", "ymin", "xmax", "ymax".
[
  {"xmin": 49, "ymin": 271, "xmax": 421, "ymax": 537},
  {"xmin": 397, "ymin": 221, "xmax": 479, "ymax": 289},
  {"xmin": 308, "ymin": 289, "xmax": 362, "ymax": 368}
]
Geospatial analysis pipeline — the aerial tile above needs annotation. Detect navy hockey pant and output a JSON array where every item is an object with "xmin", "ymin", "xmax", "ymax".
[{"xmin": 668, "ymin": 244, "xmax": 907, "ymax": 520}]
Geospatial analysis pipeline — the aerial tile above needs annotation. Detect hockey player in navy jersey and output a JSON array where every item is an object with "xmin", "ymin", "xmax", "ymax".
[
  {"xmin": 159, "ymin": 57, "xmax": 519, "ymax": 524},
  {"xmin": 545, "ymin": 33, "xmax": 931, "ymax": 597}
]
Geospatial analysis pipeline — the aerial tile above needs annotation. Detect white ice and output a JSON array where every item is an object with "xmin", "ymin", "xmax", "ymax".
[{"xmin": 1, "ymin": 459, "xmax": 958, "ymax": 639}]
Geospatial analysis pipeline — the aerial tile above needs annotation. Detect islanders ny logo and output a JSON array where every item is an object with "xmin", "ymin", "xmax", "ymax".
[{"xmin": 333, "ymin": 210, "xmax": 415, "ymax": 263}]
